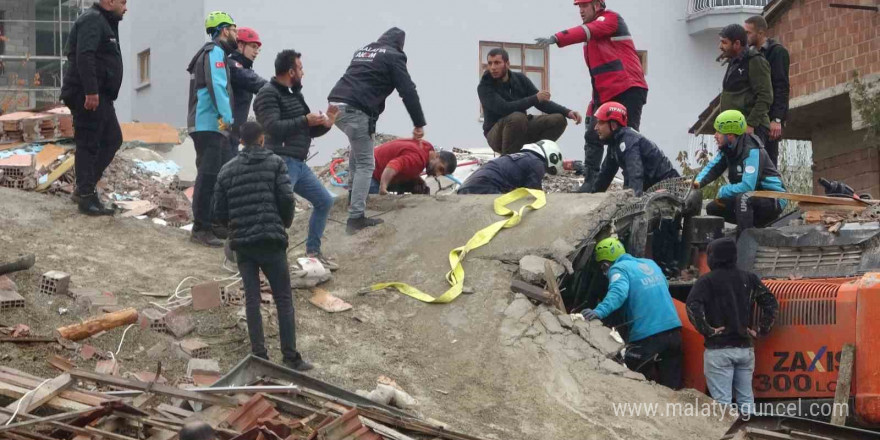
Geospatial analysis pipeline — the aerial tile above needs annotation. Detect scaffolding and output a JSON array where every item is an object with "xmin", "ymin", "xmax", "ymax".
[{"xmin": 0, "ymin": 0, "xmax": 89, "ymax": 113}]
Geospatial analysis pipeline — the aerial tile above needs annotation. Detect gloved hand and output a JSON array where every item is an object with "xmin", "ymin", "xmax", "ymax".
[
  {"xmin": 581, "ymin": 308, "xmax": 600, "ymax": 321},
  {"xmin": 534, "ymin": 35, "xmax": 557, "ymax": 48}
]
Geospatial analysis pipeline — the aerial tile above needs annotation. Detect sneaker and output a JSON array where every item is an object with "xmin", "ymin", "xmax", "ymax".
[
  {"xmin": 346, "ymin": 216, "xmax": 384, "ymax": 235},
  {"xmin": 307, "ymin": 252, "xmax": 339, "ymax": 271},
  {"xmin": 190, "ymin": 230, "xmax": 224, "ymax": 248},
  {"xmin": 212, "ymin": 223, "xmax": 230, "ymax": 240},
  {"xmin": 284, "ymin": 357, "xmax": 314, "ymax": 372},
  {"xmin": 78, "ymin": 193, "xmax": 115, "ymax": 217}
]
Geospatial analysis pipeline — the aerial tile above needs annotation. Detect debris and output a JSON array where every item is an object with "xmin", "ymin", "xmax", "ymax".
[
  {"xmin": 537, "ymin": 309, "xmax": 565, "ymax": 334},
  {"xmin": 47, "ymin": 354, "xmax": 75, "ymax": 372},
  {"xmin": 179, "ymin": 338, "xmax": 210, "ymax": 359},
  {"xmin": 139, "ymin": 308, "xmax": 167, "ymax": 332},
  {"xmin": 358, "ymin": 378, "xmax": 419, "ymax": 410},
  {"xmin": 0, "ymin": 254, "xmax": 35, "ymax": 276},
  {"xmin": 0, "ymin": 276, "xmax": 17, "ymax": 291},
  {"xmin": 0, "ymin": 290, "xmax": 25, "ymax": 311},
  {"xmin": 164, "ymin": 309, "xmax": 195, "ymax": 338},
  {"xmin": 309, "ymin": 289, "xmax": 353, "ymax": 313},
  {"xmin": 0, "ymin": 324, "xmax": 31, "ymax": 338},
  {"xmin": 509, "ymin": 280, "xmax": 555, "ymax": 306},
  {"xmin": 224, "ymin": 393, "xmax": 281, "ymax": 432},
  {"xmin": 517, "ymin": 255, "xmax": 563, "ymax": 284},
  {"xmin": 116, "ymin": 200, "xmax": 158, "ymax": 218},
  {"xmin": 146, "ymin": 342, "xmax": 168, "ymax": 359},
  {"xmin": 95, "ymin": 358, "xmax": 119, "ymax": 376},
  {"xmin": 128, "ymin": 371, "xmax": 168, "ymax": 384},
  {"xmin": 57, "ymin": 307, "xmax": 68, "ymax": 315},
  {"xmin": 55, "ymin": 307, "xmax": 139, "ymax": 342},
  {"xmin": 69, "ymin": 369, "xmax": 236, "ymax": 406},
  {"xmin": 35, "ymin": 154, "xmax": 74, "ymax": 192},
  {"xmin": 77, "ymin": 292, "xmax": 118, "ymax": 312},
  {"xmin": 39, "ymin": 270, "xmax": 71, "ymax": 296},
  {"xmin": 138, "ymin": 291, "xmax": 169, "ymax": 298},
  {"xmin": 120, "ymin": 122, "xmax": 181, "ymax": 145},
  {"xmin": 80, "ymin": 345, "xmax": 98, "ymax": 361},
  {"xmin": 191, "ymin": 281, "xmax": 222, "ymax": 311},
  {"xmin": 69, "ymin": 287, "xmax": 100, "ymax": 300}
]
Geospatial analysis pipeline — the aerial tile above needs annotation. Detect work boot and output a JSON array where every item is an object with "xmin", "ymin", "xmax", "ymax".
[
  {"xmin": 284, "ymin": 356, "xmax": 314, "ymax": 372},
  {"xmin": 190, "ymin": 230, "xmax": 224, "ymax": 248},
  {"xmin": 78, "ymin": 193, "xmax": 115, "ymax": 217},
  {"xmin": 346, "ymin": 216, "xmax": 384, "ymax": 235},
  {"xmin": 72, "ymin": 188, "xmax": 103, "ymax": 204},
  {"xmin": 212, "ymin": 223, "xmax": 229, "ymax": 240},
  {"xmin": 307, "ymin": 252, "xmax": 339, "ymax": 271}
]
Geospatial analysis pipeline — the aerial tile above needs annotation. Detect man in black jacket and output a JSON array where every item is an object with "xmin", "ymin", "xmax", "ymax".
[
  {"xmin": 214, "ymin": 121, "xmax": 312, "ymax": 372},
  {"xmin": 478, "ymin": 48, "xmax": 581, "ymax": 155},
  {"xmin": 228, "ymin": 27, "xmax": 268, "ymax": 157},
  {"xmin": 718, "ymin": 24, "xmax": 773, "ymax": 147},
  {"xmin": 60, "ymin": 0, "xmax": 127, "ymax": 216},
  {"xmin": 746, "ymin": 16, "xmax": 790, "ymax": 166},
  {"xmin": 254, "ymin": 50, "xmax": 339, "ymax": 271},
  {"xmin": 686, "ymin": 238, "xmax": 778, "ymax": 415},
  {"xmin": 590, "ymin": 102, "xmax": 679, "ymax": 197},
  {"xmin": 458, "ymin": 140, "xmax": 564, "ymax": 195},
  {"xmin": 328, "ymin": 28, "xmax": 424, "ymax": 235}
]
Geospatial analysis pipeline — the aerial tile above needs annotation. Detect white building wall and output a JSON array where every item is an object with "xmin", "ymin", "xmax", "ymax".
[{"xmin": 120, "ymin": 0, "xmax": 730, "ymax": 164}]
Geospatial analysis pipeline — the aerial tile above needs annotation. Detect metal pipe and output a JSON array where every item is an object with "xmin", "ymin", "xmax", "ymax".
[{"xmin": 103, "ymin": 385, "xmax": 305, "ymax": 397}]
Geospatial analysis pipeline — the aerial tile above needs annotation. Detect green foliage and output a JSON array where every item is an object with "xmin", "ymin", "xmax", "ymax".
[
  {"xmin": 677, "ymin": 137, "xmax": 722, "ymax": 200},
  {"xmin": 851, "ymin": 72, "xmax": 880, "ymax": 148}
]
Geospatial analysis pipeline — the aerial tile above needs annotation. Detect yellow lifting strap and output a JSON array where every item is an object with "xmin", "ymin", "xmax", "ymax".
[{"xmin": 368, "ymin": 188, "xmax": 547, "ymax": 304}]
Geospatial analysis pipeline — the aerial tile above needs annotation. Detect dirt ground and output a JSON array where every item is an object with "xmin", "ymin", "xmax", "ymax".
[{"xmin": 0, "ymin": 187, "xmax": 730, "ymax": 440}]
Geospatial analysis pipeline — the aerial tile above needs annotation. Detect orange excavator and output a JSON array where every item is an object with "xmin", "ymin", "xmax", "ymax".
[{"xmin": 561, "ymin": 178, "xmax": 880, "ymax": 436}]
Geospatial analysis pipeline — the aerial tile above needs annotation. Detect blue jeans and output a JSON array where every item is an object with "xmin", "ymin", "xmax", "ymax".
[
  {"xmin": 282, "ymin": 157, "xmax": 333, "ymax": 254},
  {"xmin": 369, "ymin": 179, "xmax": 380, "ymax": 194},
  {"xmin": 705, "ymin": 347, "xmax": 755, "ymax": 415}
]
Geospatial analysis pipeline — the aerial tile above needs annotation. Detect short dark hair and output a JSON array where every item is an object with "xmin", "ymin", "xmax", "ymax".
[
  {"xmin": 179, "ymin": 422, "xmax": 215, "ymax": 440},
  {"xmin": 438, "ymin": 151, "xmax": 457, "ymax": 175},
  {"xmin": 487, "ymin": 48, "xmax": 509, "ymax": 63},
  {"xmin": 745, "ymin": 15, "xmax": 768, "ymax": 32},
  {"xmin": 720, "ymin": 24, "xmax": 748, "ymax": 47},
  {"xmin": 240, "ymin": 121, "xmax": 264, "ymax": 147},
  {"xmin": 275, "ymin": 49, "xmax": 302, "ymax": 75}
]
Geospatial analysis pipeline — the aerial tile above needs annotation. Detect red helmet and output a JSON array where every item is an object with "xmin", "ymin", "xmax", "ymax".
[
  {"xmin": 237, "ymin": 27, "xmax": 261, "ymax": 47},
  {"xmin": 594, "ymin": 101, "xmax": 628, "ymax": 127},
  {"xmin": 573, "ymin": 0, "xmax": 595, "ymax": 4}
]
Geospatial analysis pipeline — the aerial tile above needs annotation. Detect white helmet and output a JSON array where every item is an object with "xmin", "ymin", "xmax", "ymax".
[{"xmin": 522, "ymin": 140, "xmax": 564, "ymax": 175}]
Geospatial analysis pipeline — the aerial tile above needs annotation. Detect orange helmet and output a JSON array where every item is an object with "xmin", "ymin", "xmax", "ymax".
[
  {"xmin": 237, "ymin": 27, "xmax": 262, "ymax": 47},
  {"xmin": 594, "ymin": 101, "xmax": 628, "ymax": 127}
]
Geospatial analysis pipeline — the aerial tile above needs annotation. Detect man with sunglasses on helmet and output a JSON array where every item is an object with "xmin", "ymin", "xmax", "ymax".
[
  {"xmin": 590, "ymin": 102, "xmax": 678, "ymax": 197},
  {"xmin": 457, "ymin": 140, "xmax": 563, "ymax": 195},
  {"xmin": 228, "ymin": 27, "xmax": 268, "ymax": 157}
]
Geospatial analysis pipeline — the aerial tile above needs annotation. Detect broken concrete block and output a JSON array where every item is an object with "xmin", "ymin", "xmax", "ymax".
[
  {"xmin": 581, "ymin": 320, "xmax": 624, "ymax": 357},
  {"xmin": 164, "ymin": 310, "xmax": 195, "ymax": 339},
  {"xmin": 557, "ymin": 314, "xmax": 574, "ymax": 330},
  {"xmin": 538, "ymin": 310, "xmax": 565, "ymax": 334},
  {"xmin": 624, "ymin": 370, "xmax": 647, "ymax": 381},
  {"xmin": 146, "ymin": 342, "xmax": 169, "ymax": 359},
  {"xmin": 0, "ymin": 290, "xmax": 25, "ymax": 311},
  {"xmin": 139, "ymin": 308, "xmax": 167, "ymax": 332},
  {"xmin": 187, "ymin": 358, "xmax": 220, "ymax": 377},
  {"xmin": 192, "ymin": 372, "xmax": 221, "ymax": 387},
  {"xmin": 40, "ymin": 271, "xmax": 70, "ymax": 296},
  {"xmin": 599, "ymin": 358, "xmax": 630, "ymax": 375},
  {"xmin": 179, "ymin": 339, "xmax": 210, "ymax": 359},
  {"xmin": 0, "ymin": 276, "xmax": 16, "ymax": 292},
  {"xmin": 191, "ymin": 281, "xmax": 222, "ymax": 311},
  {"xmin": 80, "ymin": 344, "xmax": 98, "ymax": 361},
  {"xmin": 503, "ymin": 295, "xmax": 535, "ymax": 321},
  {"xmin": 524, "ymin": 325, "xmax": 543, "ymax": 338},
  {"xmin": 518, "ymin": 256, "xmax": 564, "ymax": 284},
  {"xmin": 95, "ymin": 358, "xmax": 119, "ymax": 376}
]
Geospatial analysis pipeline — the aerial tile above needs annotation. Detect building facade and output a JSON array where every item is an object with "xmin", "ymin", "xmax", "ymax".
[{"xmin": 112, "ymin": 0, "xmax": 764, "ymax": 164}]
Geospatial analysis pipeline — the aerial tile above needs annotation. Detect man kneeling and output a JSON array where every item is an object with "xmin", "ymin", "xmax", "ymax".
[
  {"xmin": 458, "ymin": 140, "xmax": 563, "ymax": 195},
  {"xmin": 371, "ymin": 138, "xmax": 457, "ymax": 195},
  {"xmin": 694, "ymin": 110, "xmax": 787, "ymax": 235}
]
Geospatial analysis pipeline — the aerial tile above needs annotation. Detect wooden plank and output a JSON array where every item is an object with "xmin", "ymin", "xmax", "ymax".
[
  {"xmin": 543, "ymin": 260, "xmax": 566, "ymax": 313},
  {"xmin": 69, "ymin": 370, "xmax": 236, "ymax": 407},
  {"xmin": 509, "ymin": 280, "xmax": 554, "ymax": 306},
  {"xmin": 0, "ymin": 370, "xmax": 106, "ymax": 406},
  {"xmin": 750, "ymin": 191, "xmax": 877, "ymax": 207},
  {"xmin": 33, "ymin": 144, "xmax": 65, "ymax": 170},
  {"xmin": 35, "ymin": 155, "xmax": 74, "ymax": 192},
  {"xmin": 120, "ymin": 123, "xmax": 180, "ymax": 145},
  {"xmin": 799, "ymin": 202, "xmax": 866, "ymax": 214},
  {"xmin": 155, "ymin": 403, "xmax": 193, "ymax": 420},
  {"xmin": 360, "ymin": 416, "xmax": 417, "ymax": 440},
  {"xmin": 0, "ymin": 374, "xmax": 74, "ymax": 424},
  {"xmin": 831, "ymin": 343, "xmax": 856, "ymax": 426},
  {"xmin": 0, "ymin": 381, "xmax": 90, "ymax": 413},
  {"xmin": 0, "ymin": 406, "xmax": 103, "ymax": 432}
]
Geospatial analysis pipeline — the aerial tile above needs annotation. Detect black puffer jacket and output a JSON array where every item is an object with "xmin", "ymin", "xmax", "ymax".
[
  {"xmin": 61, "ymin": 4, "xmax": 123, "ymax": 101},
  {"xmin": 686, "ymin": 238, "xmax": 779, "ymax": 349},
  {"xmin": 253, "ymin": 78, "xmax": 331, "ymax": 160},
  {"xmin": 478, "ymin": 70, "xmax": 571, "ymax": 135},
  {"xmin": 594, "ymin": 127, "xmax": 679, "ymax": 196},
  {"xmin": 327, "ymin": 28, "xmax": 426, "ymax": 127},
  {"xmin": 229, "ymin": 51, "xmax": 268, "ymax": 146},
  {"xmin": 213, "ymin": 147, "xmax": 295, "ymax": 250}
]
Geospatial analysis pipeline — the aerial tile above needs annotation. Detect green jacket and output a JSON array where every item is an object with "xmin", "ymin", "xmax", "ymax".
[{"xmin": 720, "ymin": 48, "xmax": 773, "ymax": 130}]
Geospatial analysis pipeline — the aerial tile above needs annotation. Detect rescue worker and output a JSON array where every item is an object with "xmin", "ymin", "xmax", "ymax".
[
  {"xmin": 745, "ymin": 15, "xmax": 790, "ymax": 166},
  {"xmin": 718, "ymin": 24, "xmax": 773, "ymax": 147},
  {"xmin": 590, "ymin": 102, "xmax": 679, "ymax": 197},
  {"xmin": 61, "ymin": 0, "xmax": 128, "ymax": 216},
  {"xmin": 478, "ymin": 48, "xmax": 581, "ymax": 155},
  {"xmin": 328, "ymin": 28, "xmax": 426, "ymax": 235},
  {"xmin": 581, "ymin": 237, "xmax": 683, "ymax": 389},
  {"xmin": 687, "ymin": 237, "xmax": 778, "ymax": 415},
  {"xmin": 694, "ymin": 110, "xmax": 787, "ymax": 234},
  {"xmin": 458, "ymin": 140, "xmax": 563, "ymax": 195},
  {"xmin": 534, "ymin": 0, "xmax": 648, "ymax": 193},
  {"xmin": 186, "ymin": 11, "xmax": 237, "ymax": 247},
  {"xmin": 371, "ymin": 139, "xmax": 457, "ymax": 195},
  {"xmin": 228, "ymin": 27, "xmax": 268, "ymax": 157}
]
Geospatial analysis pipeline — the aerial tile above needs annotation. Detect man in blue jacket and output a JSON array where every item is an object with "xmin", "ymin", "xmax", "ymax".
[
  {"xmin": 693, "ymin": 110, "xmax": 787, "ymax": 235},
  {"xmin": 186, "ymin": 11, "xmax": 237, "ymax": 247},
  {"xmin": 581, "ymin": 237, "xmax": 683, "ymax": 389}
]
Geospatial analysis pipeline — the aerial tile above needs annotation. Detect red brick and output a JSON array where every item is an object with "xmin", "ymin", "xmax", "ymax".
[{"xmin": 191, "ymin": 281, "xmax": 221, "ymax": 311}]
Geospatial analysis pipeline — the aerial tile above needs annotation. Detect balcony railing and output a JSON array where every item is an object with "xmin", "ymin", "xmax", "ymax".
[{"xmin": 688, "ymin": 0, "xmax": 769, "ymax": 16}]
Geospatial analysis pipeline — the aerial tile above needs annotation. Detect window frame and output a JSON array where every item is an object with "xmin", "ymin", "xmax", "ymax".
[{"xmin": 136, "ymin": 49, "xmax": 151, "ymax": 90}]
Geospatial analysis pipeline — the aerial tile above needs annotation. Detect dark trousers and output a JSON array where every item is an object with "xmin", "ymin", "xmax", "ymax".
[
  {"xmin": 486, "ymin": 112, "xmax": 567, "ymax": 155},
  {"xmin": 191, "ymin": 131, "xmax": 232, "ymax": 232},
  {"xmin": 764, "ymin": 133, "xmax": 779, "ymax": 167},
  {"xmin": 624, "ymin": 328, "xmax": 683, "ymax": 390},
  {"xmin": 236, "ymin": 246, "xmax": 301, "ymax": 364},
  {"xmin": 707, "ymin": 193, "xmax": 782, "ymax": 232},
  {"xmin": 582, "ymin": 87, "xmax": 648, "ymax": 192},
  {"xmin": 66, "ymin": 95, "xmax": 123, "ymax": 195}
]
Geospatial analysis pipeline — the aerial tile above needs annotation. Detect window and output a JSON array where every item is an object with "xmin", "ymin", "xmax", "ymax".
[
  {"xmin": 637, "ymin": 50, "xmax": 648, "ymax": 76},
  {"xmin": 479, "ymin": 41, "xmax": 549, "ymax": 89},
  {"xmin": 137, "ymin": 49, "xmax": 150, "ymax": 89}
]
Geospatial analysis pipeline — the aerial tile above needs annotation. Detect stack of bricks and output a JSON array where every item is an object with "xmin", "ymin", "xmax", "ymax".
[
  {"xmin": 812, "ymin": 148, "xmax": 880, "ymax": 197},
  {"xmin": 0, "ymin": 112, "xmax": 28, "ymax": 143},
  {"xmin": 0, "ymin": 154, "xmax": 36, "ymax": 190},
  {"xmin": 46, "ymin": 107, "xmax": 74, "ymax": 138},
  {"xmin": 21, "ymin": 113, "xmax": 59, "ymax": 143}
]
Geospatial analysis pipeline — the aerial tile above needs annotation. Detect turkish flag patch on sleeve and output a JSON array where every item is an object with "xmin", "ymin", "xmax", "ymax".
[{"xmin": 215, "ymin": 61, "xmax": 225, "ymax": 68}]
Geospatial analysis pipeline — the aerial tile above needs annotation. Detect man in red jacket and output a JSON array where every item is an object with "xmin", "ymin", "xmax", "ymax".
[
  {"xmin": 371, "ymin": 139, "xmax": 457, "ymax": 195},
  {"xmin": 535, "ymin": 0, "xmax": 648, "ymax": 193}
]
